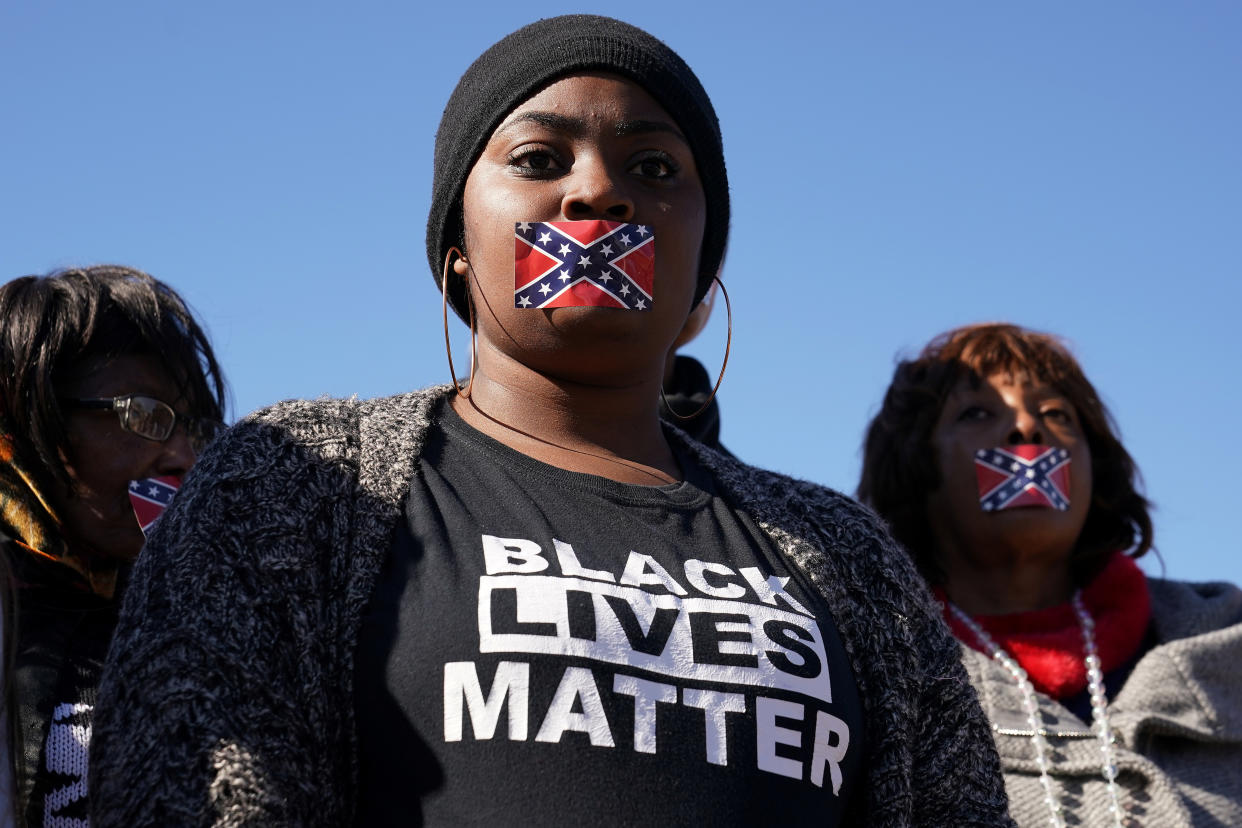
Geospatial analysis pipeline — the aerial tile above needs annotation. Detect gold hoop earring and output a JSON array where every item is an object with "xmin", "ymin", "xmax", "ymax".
[
  {"xmin": 661, "ymin": 275, "xmax": 732, "ymax": 421},
  {"xmin": 442, "ymin": 248, "xmax": 476, "ymax": 397}
]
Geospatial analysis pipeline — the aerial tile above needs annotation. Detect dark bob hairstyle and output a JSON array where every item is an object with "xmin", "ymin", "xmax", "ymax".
[
  {"xmin": 0, "ymin": 265, "xmax": 227, "ymax": 492},
  {"xmin": 857, "ymin": 322, "xmax": 1152, "ymax": 586}
]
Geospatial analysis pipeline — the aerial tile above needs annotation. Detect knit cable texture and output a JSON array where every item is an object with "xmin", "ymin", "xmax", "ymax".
[
  {"xmin": 965, "ymin": 578, "xmax": 1242, "ymax": 827},
  {"xmin": 90, "ymin": 386, "xmax": 1013, "ymax": 826}
]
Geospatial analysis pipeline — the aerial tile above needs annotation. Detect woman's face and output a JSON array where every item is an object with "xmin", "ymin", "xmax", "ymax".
[
  {"xmin": 925, "ymin": 370, "xmax": 1094, "ymax": 573},
  {"xmin": 458, "ymin": 72, "xmax": 707, "ymax": 384},
  {"xmin": 56, "ymin": 353, "xmax": 199, "ymax": 562}
]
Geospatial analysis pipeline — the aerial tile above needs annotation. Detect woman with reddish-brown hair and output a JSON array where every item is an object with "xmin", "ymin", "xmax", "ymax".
[{"xmin": 859, "ymin": 322, "xmax": 1242, "ymax": 827}]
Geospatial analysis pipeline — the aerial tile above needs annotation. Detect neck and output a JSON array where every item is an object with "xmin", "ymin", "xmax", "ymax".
[
  {"xmin": 942, "ymin": 550, "xmax": 1074, "ymax": 615},
  {"xmin": 452, "ymin": 350, "xmax": 680, "ymax": 485}
]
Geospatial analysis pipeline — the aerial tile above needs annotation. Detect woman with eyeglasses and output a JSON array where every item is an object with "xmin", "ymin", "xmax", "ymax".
[{"xmin": 0, "ymin": 265, "xmax": 226, "ymax": 826}]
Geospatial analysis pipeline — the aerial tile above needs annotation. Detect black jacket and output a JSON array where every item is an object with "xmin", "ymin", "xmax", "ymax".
[{"xmin": 5, "ymin": 537, "xmax": 117, "ymax": 826}]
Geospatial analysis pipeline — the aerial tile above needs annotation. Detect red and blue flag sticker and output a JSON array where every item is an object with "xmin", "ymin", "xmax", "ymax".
[
  {"xmin": 514, "ymin": 220, "xmax": 654, "ymax": 309},
  {"xmin": 129, "ymin": 475, "xmax": 181, "ymax": 537},
  {"xmin": 974, "ymin": 445, "xmax": 1071, "ymax": 512}
]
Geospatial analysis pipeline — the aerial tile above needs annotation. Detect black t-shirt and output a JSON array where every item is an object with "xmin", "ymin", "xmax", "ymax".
[{"xmin": 354, "ymin": 402, "xmax": 863, "ymax": 826}]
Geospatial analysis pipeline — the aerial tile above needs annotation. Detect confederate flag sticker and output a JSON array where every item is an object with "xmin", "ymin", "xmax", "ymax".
[
  {"xmin": 514, "ymin": 220, "xmax": 654, "ymax": 309},
  {"xmin": 974, "ymin": 445, "xmax": 1071, "ymax": 512},
  {"xmin": 129, "ymin": 475, "xmax": 182, "ymax": 537}
]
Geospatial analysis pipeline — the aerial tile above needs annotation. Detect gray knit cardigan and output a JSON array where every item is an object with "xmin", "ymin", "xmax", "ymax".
[
  {"xmin": 90, "ymin": 387, "xmax": 1014, "ymax": 826},
  {"xmin": 964, "ymin": 577, "xmax": 1242, "ymax": 827}
]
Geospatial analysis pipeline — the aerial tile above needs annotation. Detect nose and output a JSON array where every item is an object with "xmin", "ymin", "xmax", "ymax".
[
  {"xmin": 157, "ymin": 425, "xmax": 198, "ymax": 477},
  {"xmin": 1006, "ymin": 408, "xmax": 1044, "ymax": 445},
  {"xmin": 562, "ymin": 156, "xmax": 634, "ymax": 221}
]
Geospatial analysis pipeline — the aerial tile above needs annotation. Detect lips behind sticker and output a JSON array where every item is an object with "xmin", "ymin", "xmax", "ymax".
[
  {"xmin": 128, "ymin": 475, "xmax": 182, "ymax": 537},
  {"xmin": 974, "ymin": 445, "xmax": 1071, "ymax": 512},
  {"xmin": 514, "ymin": 220, "xmax": 655, "ymax": 310}
]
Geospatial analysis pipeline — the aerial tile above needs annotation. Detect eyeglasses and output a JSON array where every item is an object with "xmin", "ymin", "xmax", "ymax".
[{"xmin": 63, "ymin": 394, "xmax": 225, "ymax": 453}]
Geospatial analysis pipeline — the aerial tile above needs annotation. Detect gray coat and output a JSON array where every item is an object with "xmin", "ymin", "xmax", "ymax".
[
  {"xmin": 964, "ymin": 577, "xmax": 1242, "ymax": 827},
  {"xmin": 90, "ymin": 387, "xmax": 1013, "ymax": 826}
]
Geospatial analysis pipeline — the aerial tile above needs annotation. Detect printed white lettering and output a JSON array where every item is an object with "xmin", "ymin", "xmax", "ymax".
[
  {"xmin": 684, "ymin": 559, "xmax": 746, "ymax": 599},
  {"xmin": 809, "ymin": 709, "xmax": 850, "ymax": 795},
  {"xmin": 535, "ymin": 666, "xmax": 615, "ymax": 747},
  {"xmin": 478, "ymin": 575, "xmax": 834, "ymax": 703},
  {"xmin": 612, "ymin": 675, "xmax": 677, "ymax": 753},
  {"xmin": 756, "ymin": 697, "xmax": 804, "ymax": 780},
  {"xmin": 443, "ymin": 661, "xmax": 529, "ymax": 741},
  {"xmin": 453, "ymin": 535, "xmax": 856, "ymax": 796},
  {"xmin": 481, "ymin": 535, "xmax": 548, "ymax": 575},
  {"xmin": 740, "ymin": 567, "xmax": 812, "ymax": 617},
  {"xmin": 620, "ymin": 552, "xmax": 689, "ymax": 595},
  {"xmin": 553, "ymin": 539, "xmax": 616, "ymax": 582},
  {"xmin": 704, "ymin": 613, "xmax": 756, "ymax": 661},
  {"xmin": 682, "ymin": 689, "xmax": 746, "ymax": 766},
  {"xmin": 688, "ymin": 611, "xmax": 758, "ymax": 669},
  {"xmin": 441, "ymin": 658, "xmax": 854, "ymax": 796},
  {"xmin": 601, "ymin": 594, "xmax": 679, "ymax": 655}
]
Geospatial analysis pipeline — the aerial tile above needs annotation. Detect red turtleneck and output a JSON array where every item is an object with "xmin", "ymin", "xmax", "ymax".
[{"xmin": 938, "ymin": 551, "xmax": 1151, "ymax": 698}]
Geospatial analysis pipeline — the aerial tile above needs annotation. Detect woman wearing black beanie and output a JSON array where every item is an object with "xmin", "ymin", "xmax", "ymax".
[{"xmin": 90, "ymin": 16, "xmax": 1011, "ymax": 826}]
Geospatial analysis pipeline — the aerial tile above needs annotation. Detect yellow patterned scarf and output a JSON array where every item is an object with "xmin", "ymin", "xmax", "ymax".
[{"xmin": 0, "ymin": 428, "xmax": 118, "ymax": 599}]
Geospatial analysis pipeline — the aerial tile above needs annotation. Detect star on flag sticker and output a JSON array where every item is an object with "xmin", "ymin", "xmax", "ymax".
[
  {"xmin": 974, "ymin": 445, "xmax": 1071, "ymax": 512},
  {"xmin": 128, "ymin": 475, "xmax": 182, "ymax": 537},
  {"xmin": 513, "ymin": 220, "xmax": 655, "ymax": 309}
]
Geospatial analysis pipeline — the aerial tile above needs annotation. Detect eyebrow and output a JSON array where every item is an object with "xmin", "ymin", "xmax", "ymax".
[
  {"xmin": 499, "ymin": 111, "xmax": 586, "ymax": 136},
  {"xmin": 614, "ymin": 119, "xmax": 686, "ymax": 142},
  {"xmin": 496, "ymin": 112, "xmax": 687, "ymax": 143}
]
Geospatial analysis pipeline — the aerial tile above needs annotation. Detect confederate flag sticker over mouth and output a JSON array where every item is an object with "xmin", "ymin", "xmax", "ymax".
[
  {"xmin": 514, "ymin": 220, "xmax": 655, "ymax": 310},
  {"xmin": 974, "ymin": 445, "xmax": 1071, "ymax": 512},
  {"xmin": 129, "ymin": 475, "xmax": 181, "ymax": 537}
]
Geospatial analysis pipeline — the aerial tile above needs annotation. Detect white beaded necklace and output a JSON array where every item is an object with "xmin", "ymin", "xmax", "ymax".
[{"xmin": 946, "ymin": 592, "xmax": 1123, "ymax": 827}]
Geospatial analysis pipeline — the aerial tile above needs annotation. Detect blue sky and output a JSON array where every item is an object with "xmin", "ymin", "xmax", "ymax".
[{"xmin": 3, "ymin": 1, "xmax": 1239, "ymax": 584}]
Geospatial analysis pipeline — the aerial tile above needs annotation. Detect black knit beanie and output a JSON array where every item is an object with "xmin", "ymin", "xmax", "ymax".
[{"xmin": 427, "ymin": 14, "xmax": 729, "ymax": 321}]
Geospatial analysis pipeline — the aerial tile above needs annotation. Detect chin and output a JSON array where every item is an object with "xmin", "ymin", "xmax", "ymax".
[
  {"xmin": 986, "ymin": 505, "xmax": 1076, "ymax": 525},
  {"xmin": 531, "ymin": 307, "xmax": 673, "ymax": 353},
  {"xmin": 980, "ymin": 507, "xmax": 1083, "ymax": 554},
  {"xmin": 543, "ymin": 304, "xmax": 653, "ymax": 328},
  {"xmin": 97, "ymin": 522, "xmax": 148, "ymax": 563}
]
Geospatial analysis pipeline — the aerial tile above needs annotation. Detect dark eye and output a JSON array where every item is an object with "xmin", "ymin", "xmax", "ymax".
[
  {"xmin": 956, "ymin": 405, "xmax": 990, "ymax": 422},
  {"xmin": 1042, "ymin": 407, "xmax": 1073, "ymax": 424},
  {"xmin": 629, "ymin": 152, "xmax": 678, "ymax": 180},
  {"xmin": 508, "ymin": 148, "xmax": 563, "ymax": 176}
]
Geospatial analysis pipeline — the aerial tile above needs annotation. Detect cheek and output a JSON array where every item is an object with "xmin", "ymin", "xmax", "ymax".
[
  {"xmin": 933, "ymin": 436, "xmax": 994, "ymax": 524},
  {"xmin": 462, "ymin": 201, "xmax": 508, "ymax": 269},
  {"xmin": 665, "ymin": 204, "xmax": 706, "ymax": 265},
  {"xmin": 461, "ymin": 186, "xmax": 535, "ymax": 312},
  {"xmin": 934, "ymin": 436, "xmax": 970, "ymax": 491},
  {"xmin": 63, "ymin": 435, "xmax": 107, "ymax": 494},
  {"xmin": 1072, "ymin": 451, "xmax": 1093, "ymax": 510},
  {"xmin": 654, "ymin": 224, "xmax": 706, "ymax": 317},
  {"xmin": 67, "ymin": 462, "xmax": 128, "ymax": 510},
  {"xmin": 461, "ymin": 168, "xmax": 553, "ymax": 260},
  {"xmin": 65, "ymin": 436, "xmax": 152, "ymax": 504}
]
